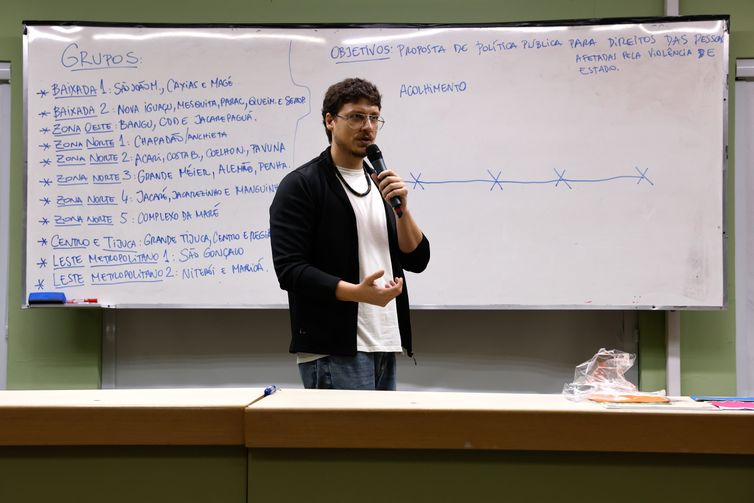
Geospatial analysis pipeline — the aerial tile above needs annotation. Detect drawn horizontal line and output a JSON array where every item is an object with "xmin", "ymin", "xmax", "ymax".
[
  {"xmin": 91, "ymin": 279, "xmax": 163, "ymax": 285},
  {"xmin": 90, "ymin": 261, "xmax": 159, "ymax": 268},
  {"xmin": 409, "ymin": 167, "xmax": 653, "ymax": 191},
  {"xmin": 55, "ymin": 115, "xmax": 97, "ymax": 121},
  {"xmin": 71, "ymin": 66, "xmax": 139, "ymax": 72},
  {"xmin": 335, "ymin": 57, "xmax": 390, "ymax": 64}
]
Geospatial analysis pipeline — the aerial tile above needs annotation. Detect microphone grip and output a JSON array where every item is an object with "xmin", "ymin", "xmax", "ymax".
[{"xmin": 370, "ymin": 158, "xmax": 403, "ymax": 218}]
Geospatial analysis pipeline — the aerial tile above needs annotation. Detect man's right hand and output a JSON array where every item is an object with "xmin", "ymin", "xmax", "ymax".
[{"xmin": 335, "ymin": 269, "xmax": 403, "ymax": 307}]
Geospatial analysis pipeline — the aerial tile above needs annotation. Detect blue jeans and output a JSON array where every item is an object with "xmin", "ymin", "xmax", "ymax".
[{"xmin": 298, "ymin": 352, "xmax": 397, "ymax": 390}]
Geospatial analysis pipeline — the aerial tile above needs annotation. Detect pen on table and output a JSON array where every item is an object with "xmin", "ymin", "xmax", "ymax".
[
  {"xmin": 67, "ymin": 298, "xmax": 98, "ymax": 304},
  {"xmin": 264, "ymin": 385, "xmax": 279, "ymax": 396}
]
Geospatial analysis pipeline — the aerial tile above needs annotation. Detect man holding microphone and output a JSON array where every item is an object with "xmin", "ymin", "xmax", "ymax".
[{"xmin": 270, "ymin": 77, "xmax": 430, "ymax": 390}]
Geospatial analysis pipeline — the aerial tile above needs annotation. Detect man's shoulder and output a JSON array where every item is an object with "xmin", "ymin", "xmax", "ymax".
[
  {"xmin": 282, "ymin": 149, "xmax": 330, "ymax": 184},
  {"xmin": 295, "ymin": 153, "xmax": 327, "ymax": 177}
]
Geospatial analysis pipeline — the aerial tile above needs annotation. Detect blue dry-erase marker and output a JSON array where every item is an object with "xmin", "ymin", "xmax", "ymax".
[{"xmin": 264, "ymin": 385, "xmax": 278, "ymax": 396}]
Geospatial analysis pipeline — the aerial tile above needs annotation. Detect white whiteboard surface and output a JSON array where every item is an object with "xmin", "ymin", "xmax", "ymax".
[{"xmin": 24, "ymin": 18, "xmax": 728, "ymax": 308}]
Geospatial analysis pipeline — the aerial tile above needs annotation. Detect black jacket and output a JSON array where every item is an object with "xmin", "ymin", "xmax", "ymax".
[{"xmin": 269, "ymin": 147, "xmax": 430, "ymax": 356}]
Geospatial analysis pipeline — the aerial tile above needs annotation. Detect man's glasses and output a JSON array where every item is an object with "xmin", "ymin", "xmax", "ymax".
[{"xmin": 335, "ymin": 113, "xmax": 385, "ymax": 130}]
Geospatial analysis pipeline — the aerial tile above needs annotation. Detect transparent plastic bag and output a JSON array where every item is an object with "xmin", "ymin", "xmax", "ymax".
[{"xmin": 562, "ymin": 348, "xmax": 666, "ymax": 402}]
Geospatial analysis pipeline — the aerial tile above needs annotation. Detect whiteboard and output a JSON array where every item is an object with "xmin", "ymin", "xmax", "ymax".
[{"xmin": 24, "ymin": 18, "xmax": 728, "ymax": 308}]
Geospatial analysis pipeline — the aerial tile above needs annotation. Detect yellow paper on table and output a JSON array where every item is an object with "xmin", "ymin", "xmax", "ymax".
[{"xmin": 588, "ymin": 393, "xmax": 670, "ymax": 403}]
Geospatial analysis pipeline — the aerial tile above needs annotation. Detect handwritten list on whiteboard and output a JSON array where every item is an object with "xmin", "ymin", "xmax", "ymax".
[{"xmin": 24, "ymin": 19, "xmax": 727, "ymax": 307}]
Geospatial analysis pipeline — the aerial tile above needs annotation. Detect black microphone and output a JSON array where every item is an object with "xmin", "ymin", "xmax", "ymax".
[{"xmin": 366, "ymin": 144, "xmax": 403, "ymax": 218}]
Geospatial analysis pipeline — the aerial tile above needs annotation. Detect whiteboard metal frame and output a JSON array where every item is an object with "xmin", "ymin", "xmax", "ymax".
[
  {"xmin": 722, "ymin": 22, "xmax": 731, "ymax": 310},
  {"xmin": 735, "ymin": 60, "xmax": 754, "ymax": 394},
  {"xmin": 0, "ymin": 62, "xmax": 10, "ymax": 389},
  {"xmin": 21, "ymin": 15, "xmax": 728, "ymax": 30},
  {"xmin": 89, "ymin": 303, "xmax": 706, "ymax": 310},
  {"xmin": 21, "ymin": 27, "xmax": 30, "ymax": 310},
  {"xmin": 21, "ymin": 16, "xmax": 730, "ymax": 310}
]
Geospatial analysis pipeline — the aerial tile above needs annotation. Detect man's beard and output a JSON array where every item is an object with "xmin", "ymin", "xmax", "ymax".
[{"xmin": 334, "ymin": 134, "xmax": 371, "ymax": 159}]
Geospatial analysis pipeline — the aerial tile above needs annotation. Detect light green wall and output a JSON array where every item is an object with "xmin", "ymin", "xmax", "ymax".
[
  {"xmin": 1, "ymin": 0, "xmax": 741, "ymax": 394},
  {"xmin": 248, "ymin": 448, "xmax": 754, "ymax": 502},
  {"xmin": 0, "ymin": 446, "xmax": 247, "ymax": 502},
  {"xmin": 638, "ymin": 310, "xmax": 666, "ymax": 391}
]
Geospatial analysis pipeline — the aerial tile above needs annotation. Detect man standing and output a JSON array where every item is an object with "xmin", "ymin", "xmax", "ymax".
[{"xmin": 269, "ymin": 78, "xmax": 430, "ymax": 390}]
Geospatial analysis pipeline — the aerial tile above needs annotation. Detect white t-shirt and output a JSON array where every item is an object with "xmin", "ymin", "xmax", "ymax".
[{"xmin": 297, "ymin": 165, "xmax": 401, "ymax": 364}]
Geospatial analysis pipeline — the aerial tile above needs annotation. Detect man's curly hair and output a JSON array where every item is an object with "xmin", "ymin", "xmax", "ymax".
[{"xmin": 321, "ymin": 78, "xmax": 382, "ymax": 142}]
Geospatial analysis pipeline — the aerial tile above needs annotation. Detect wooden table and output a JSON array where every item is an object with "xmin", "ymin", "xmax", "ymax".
[
  {"xmin": 1, "ymin": 389, "xmax": 753, "ymax": 502},
  {"xmin": 0, "ymin": 388, "xmax": 263, "ymax": 445},
  {"xmin": 246, "ymin": 389, "xmax": 754, "ymax": 454}
]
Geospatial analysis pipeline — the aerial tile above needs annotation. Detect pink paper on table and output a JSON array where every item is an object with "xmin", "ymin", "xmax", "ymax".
[{"xmin": 710, "ymin": 401, "xmax": 754, "ymax": 410}]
